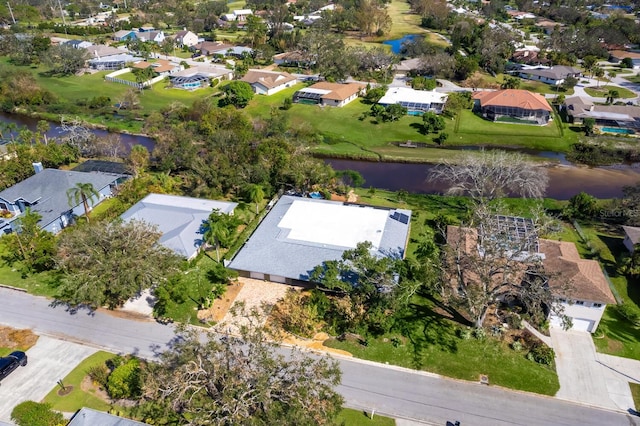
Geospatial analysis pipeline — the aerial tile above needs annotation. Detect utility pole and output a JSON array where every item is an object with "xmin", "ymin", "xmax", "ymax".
[
  {"xmin": 6, "ymin": 2, "xmax": 16, "ymax": 24},
  {"xmin": 55, "ymin": 0, "xmax": 67, "ymax": 35}
]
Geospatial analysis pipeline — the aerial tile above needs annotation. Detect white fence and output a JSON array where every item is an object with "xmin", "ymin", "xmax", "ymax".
[{"xmin": 105, "ymin": 68, "xmax": 165, "ymax": 89}]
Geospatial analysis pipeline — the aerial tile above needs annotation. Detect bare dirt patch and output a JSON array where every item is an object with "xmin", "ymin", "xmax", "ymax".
[
  {"xmin": 0, "ymin": 326, "xmax": 38, "ymax": 350},
  {"xmin": 197, "ymin": 280, "xmax": 245, "ymax": 323},
  {"xmin": 81, "ymin": 375, "xmax": 110, "ymax": 400}
]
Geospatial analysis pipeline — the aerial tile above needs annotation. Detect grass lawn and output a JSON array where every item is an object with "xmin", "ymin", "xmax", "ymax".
[
  {"xmin": 245, "ymin": 87, "xmax": 579, "ymax": 161},
  {"xmin": 631, "ymin": 382, "xmax": 640, "ymax": 411},
  {"xmin": 624, "ymin": 75, "xmax": 640, "ymax": 84},
  {"xmin": 337, "ymin": 408, "xmax": 395, "ymax": 425},
  {"xmin": 376, "ymin": 0, "xmax": 423, "ymax": 40},
  {"xmin": 43, "ymin": 351, "xmax": 120, "ymax": 413},
  {"xmin": 583, "ymin": 85, "xmax": 637, "ymax": 99},
  {"xmin": 0, "ymin": 243, "xmax": 58, "ymax": 297},
  {"xmin": 324, "ymin": 293, "xmax": 560, "ymax": 396}
]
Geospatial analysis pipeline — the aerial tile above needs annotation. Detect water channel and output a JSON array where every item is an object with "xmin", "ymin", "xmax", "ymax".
[{"xmin": 2, "ymin": 111, "xmax": 639, "ymax": 200}]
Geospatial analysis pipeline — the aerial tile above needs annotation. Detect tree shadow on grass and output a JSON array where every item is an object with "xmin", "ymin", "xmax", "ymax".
[
  {"xmin": 395, "ymin": 295, "xmax": 460, "ymax": 369},
  {"xmin": 600, "ymin": 309, "xmax": 640, "ymax": 346}
]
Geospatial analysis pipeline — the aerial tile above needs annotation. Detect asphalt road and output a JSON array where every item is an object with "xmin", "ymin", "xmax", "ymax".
[{"xmin": 0, "ymin": 288, "xmax": 636, "ymax": 426}]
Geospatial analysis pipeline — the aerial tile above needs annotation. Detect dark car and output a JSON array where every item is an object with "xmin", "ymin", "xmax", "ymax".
[{"xmin": 0, "ymin": 351, "xmax": 27, "ymax": 384}]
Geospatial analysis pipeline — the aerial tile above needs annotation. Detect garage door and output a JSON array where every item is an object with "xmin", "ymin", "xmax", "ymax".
[
  {"xmin": 269, "ymin": 275, "xmax": 287, "ymax": 284},
  {"xmin": 549, "ymin": 315, "xmax": 593, "ymax": 332},
  {"xmin": 250, "ymin": 272, "xmax": 265, "ymax": 280},
  {"xmin": 571, "ymin": 318, "xmax": 593, "ymax": 333}
]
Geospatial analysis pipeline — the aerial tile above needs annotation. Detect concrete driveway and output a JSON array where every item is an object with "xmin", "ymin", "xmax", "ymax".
[
  {"xmin": 0, "ymin": 336, "xmax": 97, "ymax": 422},
  {"xmin": 550, "ymin": 328, "xmax": 635, "ymax": 411}
]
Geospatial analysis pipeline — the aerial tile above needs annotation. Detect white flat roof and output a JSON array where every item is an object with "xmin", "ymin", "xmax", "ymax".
[
  {"xmin": 299, "ymin": 88, "xmax": 332, "ymax": 95},
  {"xmin": 379, "ymin": 87, "xmax": 448, "ymax": 105},
  {"xmin": 278, "ymin": 199, "xmax": 387, "ymax": 249}
]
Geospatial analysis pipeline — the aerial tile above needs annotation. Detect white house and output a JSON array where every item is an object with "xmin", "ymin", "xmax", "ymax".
[
  {"xmin": 293, "ymin": 82, "xmax": 365, "ymax": 107},
  {"xmin": 622, "ymin": 226, "xmax": 640, "ymax": 253},
  {"xmin": 517, "ymin": 65, "xmax": 581, "ymax": 86},
  {"xmin": 223, "ymin": 9, "xmax": 253, "ymax": 21},
  {"xmin": 241, "ymin": 70, "xmax": 297, "ymax": 95},
  {"xmin": 173, "ymin": 30, "xmax": 198, "ymax": 47},
  {"xmin": 137, "ymin": 31, "xmax": 165, "ymax": 44},
  {"xmin": 378, "ymin": 87, "xmax": 448, "ymax": 114},
  {"xmin": 609, "ymin": 50, "xmax": 640, "ymax": 69}
]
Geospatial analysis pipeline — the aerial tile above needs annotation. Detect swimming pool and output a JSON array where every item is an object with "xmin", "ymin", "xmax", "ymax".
[{"xmin": 601, "ymin": 127, "xmax": 635, "ymax": 135}]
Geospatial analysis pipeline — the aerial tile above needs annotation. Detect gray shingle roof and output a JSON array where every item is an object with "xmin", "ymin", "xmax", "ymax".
[
  {"xmin": 0, "ymin": 168, "xmax": 124, "ymax": 228},
  {"xmin": 228, "ymin": 196, "xmax": 411, "ymax": 281},
  {"xmin": 68, "ymin": 407, "xmax": 149, "ymax": 426},
  {"xmin": 120, "ymin": 193, "xmax": 238, "ymax": 259}
]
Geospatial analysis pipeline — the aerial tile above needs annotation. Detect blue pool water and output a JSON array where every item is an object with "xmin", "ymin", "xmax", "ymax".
[
  {"xmin": 382, "ymin": 34, "xmax": 420, "ymax": 54},
  {"xmin": 309, "ymin": 192, "xmax": 323, "ymax": 199},
  {"xmin": 601, "ymin": 127, "xmax": 634, "ymax": 135}
]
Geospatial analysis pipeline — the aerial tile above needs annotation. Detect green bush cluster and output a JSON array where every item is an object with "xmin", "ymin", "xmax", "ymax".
[
  {"xmin": 107, "ymin": 358, "xmax": 142, "ymax": 400},
  {"xmin": 527, "ymin": 343, "xmax": 555, "ymax": 365},
  {"xmin": 11, "ymin": 401, "xmax": 64, "ymax": 426}
]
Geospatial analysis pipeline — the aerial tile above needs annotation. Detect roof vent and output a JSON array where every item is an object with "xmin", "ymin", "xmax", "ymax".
[{"xmin": 32, "ymin": 162, "xmax": 44, "ymax": 174}]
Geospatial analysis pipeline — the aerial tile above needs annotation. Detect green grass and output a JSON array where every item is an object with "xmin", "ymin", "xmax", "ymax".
[
  {"xmin": 583, "ymin": 85, "xmax": 637, "ymax": 99},
  {"xmin": 337, "ymin": 408, "xmax": 395, "ymax": 425},
  {"xmin": 0, "ymin": 243, "xmax": 58, "ymax": 296},
  {"xmin": 43, "ymin": 351, "xmax": 120, "ymax": 412},
  {"xmin": 383, "ymin": 0, "xmax": 425, "ymax": 40},
  {"xmin": 624, "ymin": 75, "xmax": 640, "ymax": 84},
  {"xmin": 324, "ymin": 294, "xmax": 560, "ymax": 396},
  {"xmin": 631, "ymin": 382, "xmax": 640, "ymax": 411}
]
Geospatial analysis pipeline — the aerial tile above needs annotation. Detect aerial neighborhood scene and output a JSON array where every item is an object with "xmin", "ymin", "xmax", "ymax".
[{"xmin": 1, "ymin": 0, "xmax": 640, "ymax": 424}]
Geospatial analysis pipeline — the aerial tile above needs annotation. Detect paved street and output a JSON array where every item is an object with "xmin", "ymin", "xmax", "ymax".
[
  {"xmin": 0, "ymin": 336, "xmax": 96, "ymax": 422},
  {"xmin": 0, "ymin": 288, "xmax": 637, "ymax": 426}
]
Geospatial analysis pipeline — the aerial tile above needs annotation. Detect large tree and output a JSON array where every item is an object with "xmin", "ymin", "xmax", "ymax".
[
  {"xmin": 42, "ymin": 44, "xmax": 89, "ymax": 75},
  {"xmin": 220, "ymin": 81, "xmax": 254, "ymax": 108},
  {"xmin": 443, "ymin": 205, "xmax": 563, "ymax": 328},
  {"xmin": 1, "ymin": 208, "xmax": 56, "ymax": 273},
  {"xmin": 138, "ymin": 309, "xmax": 343, "ymax": 425},
  {"xmin": 429, "ymin": 150, "xmax": 549, "ymax": 204},
  {"xmin": 203, "ymin": 209, "xmax": 240, "ymax": 261},
  {"xmin": 55, "ymin": 220, "xmax": 181, "ymax": 309}
]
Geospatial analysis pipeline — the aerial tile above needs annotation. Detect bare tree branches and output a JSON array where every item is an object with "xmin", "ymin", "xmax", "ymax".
[{"xmin": 429, "ymin": 150, "xmax": 549, "ymax": 203}]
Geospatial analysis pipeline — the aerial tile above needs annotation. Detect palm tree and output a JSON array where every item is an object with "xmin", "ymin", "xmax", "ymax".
[
  {"xmin": 246, "ymin": 184, "xmax": 265, "ymax": 214},
  {"xmin": 203, "ymin": 209, "xmax": 234, "ymax": 262},
  {"xmin": 66, "ymin": 182, "xmax": 100, "ymax": 223},
  {"xmin": 606, "ymin": 89, "xmax": 620, "ymax": 105},
  {"xmin": 593, "ymin": 67, "xmax": 604, "ymax": 88}
]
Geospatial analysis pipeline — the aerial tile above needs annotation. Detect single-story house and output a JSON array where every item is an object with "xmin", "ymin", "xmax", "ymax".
[
  {"xmin": 120, "ymin": 193, "xmax": 237, "ymax": 260},
  {"xmin": 64, "ymin": 39, "xmax": 93, "ymax": 49},
  {"xmin": 227, "ymin": 195, "xmax": 412, "ymax": 284},
  {"xmin": 517, "ymin": 65, "xmax": 581, "ymax": 86},
  {"xmin": 293, "ymin": 82, "xmax": 365, "ymax": 107},
  {"xmin": 623, "ymin": 225, "xmax": 640, "ymax": 253},
  {"xmin": 222, "ymin": 9, "xmax": 253, "ymax": 21},
  {"xmin": 169, "ymin": 64, "xmax": 233, "ymax": 90},
  {"xmin": 563, "ymin": 96, "xmax": 640, "ymax": 132},
  {"xmin": 535, "ymin": 19, "xmax": 563, "ymax": 34},
  {"xmin": 173, "ymin": 30, "xmax": 199, "ymax": 47},
  {"xmin": 136, "ymin": 30, "xmax": 165, "ymax": 44},
  {"xmin": 378, "ymin": 87, "xmax": 448, "ymax": 115},
  {"xmin": 68, "ymin": 407, "xmax": 148, "ymax": 426},
  {"xmin": 473, "ymin": 89, "xmax": 552, "ymax": 125},
  {"xmin": 511, "ymin": 49, "xmax": 550, "ymax": 66},
  {"xmin": 89, "ymin": 53, "xmax": 141, "ymax": 70},
  {"xmin": 132, "ymin": 59, "xmax": 181, "ymax": 75},
  {"xmin": 608, "ymin": 50, "xmax": 640, "ymax": 69},
  {"xmin": 241, "ymin": 70, "xmax": 297, "ymax": 95},
  {"xmin": 85, "ymin": 44, "xmax": 125, "ymax": 59},
  {"xmin": 113, "ymin": 30, "xmax": 137, "ymax": 41},
  {"xmin": 0, "ymin": 167, "xmax": 127, "ymax": 234},
  {"xmin": 272, "ymin": 51, "xmax": 313, "ymax": 67},
  {"xmin": 209, "ymin": 45, "xmax": 253, "ymax": 58},
  {"xmin": 393, "ymin": 57, "xmax": 421, "ymax": 74},
  {"xmin": 446, "ymin": 221, "xmax": 616, "ymax": 333}
]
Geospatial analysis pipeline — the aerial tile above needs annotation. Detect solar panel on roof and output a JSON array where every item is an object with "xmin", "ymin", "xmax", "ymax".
[{"xmin": 398, "ymin": 213, "xmax": 409, "ymax": 224}]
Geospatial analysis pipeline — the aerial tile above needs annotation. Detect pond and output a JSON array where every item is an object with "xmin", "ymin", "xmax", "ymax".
[{"xmin": 382, "ymin": 34, "xmax": 421, "ymax": 54}]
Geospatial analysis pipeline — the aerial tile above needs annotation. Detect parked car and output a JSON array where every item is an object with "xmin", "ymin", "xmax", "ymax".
[{"xmin": 0, "ymin": 351, "xmax": 27, "ymax": 384}]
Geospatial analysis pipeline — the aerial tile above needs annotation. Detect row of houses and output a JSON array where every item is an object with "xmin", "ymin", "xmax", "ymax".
[{"xmin": 0, "ymin": 156, "xmax": 619, "ymax": 334}]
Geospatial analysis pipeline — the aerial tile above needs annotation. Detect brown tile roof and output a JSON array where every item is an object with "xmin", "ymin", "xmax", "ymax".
[
  {"xmin": 308, "ymin": 82, "xmax": 366, "ymax": 101},
  {"xmin": 473, "ymin": 89, "xmax": 552, "ymax": 112},
  {"xmin": 241, "ymin": 70, "xmax": 297, "ymax": 89},
  {"xmin": 133, "ymin": 59, "xmax": 175, "ymax": 73},
  {"xmin": 609, "ymin": 50, "xmax": 640, "ymax": 60},
  {"xmin": 623, "ymin": 226, "xmax": 640, "ymax": 246},
  {"xmin": 538, "ymin": 239, "xmax": 616, "ymax": 304},
  {"xmin": 446, "ymin": 226, "xmax": 616, "ymax": 304}
]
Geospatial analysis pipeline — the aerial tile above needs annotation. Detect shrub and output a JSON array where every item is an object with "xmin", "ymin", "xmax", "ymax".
[
  {"xmin": 511, "ymin": 341, "xmax": 523, "ymax": 352},
  {"xmin": 11, "ymin": 401, "xmax": 64, "ymax": 426},
  {"xmin": 87, "ymin": 364, "xmax": 110, "ymax": 388},
  {"xmin": 107, "ymin": 358, "xmax": 142, "ymax": 399},
  {"xmin": 458, "ymin": 327, "xmax": 472, "ymax": 340},
  {"xmin": 506, "ymin": 313, "xmax": 523, "ymax": 330},
  {"xmin": 473, "ymin": 327, "xmax": 486, "ymax": 340},
  {"xmin": 527, "ymin": 343, "xmax": 555, "ymax": 365},
  {"xmin": 282, "ymin": 97, "xmax": 293, "ymax": 110}
]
